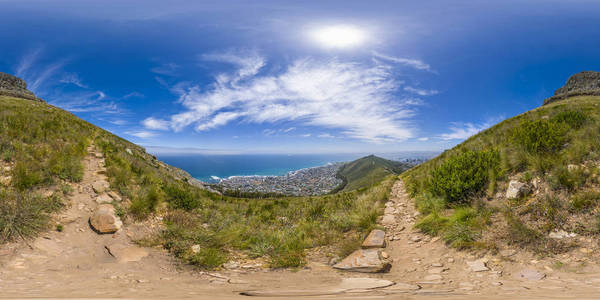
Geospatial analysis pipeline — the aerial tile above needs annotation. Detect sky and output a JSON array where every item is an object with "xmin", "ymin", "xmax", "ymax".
[{"xmin": 1, "ymin": 0, "xmax": 600, "ymax": 154}]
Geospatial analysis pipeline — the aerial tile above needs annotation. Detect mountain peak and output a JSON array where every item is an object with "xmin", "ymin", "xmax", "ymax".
[
  {"xmin": 0, "ymin": 72, "xmax": 42, "ymax": 102},
  {"xmin": 544, "ymin": 71, "xmax": 600, "ymax": 105}
]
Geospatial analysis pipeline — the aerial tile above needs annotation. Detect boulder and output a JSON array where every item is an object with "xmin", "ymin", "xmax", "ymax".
[
  {"xmin": 92, "ymin": 180, "xmax": 110, "ymax": 194},
  {"xmin": 105, "ymin": 244, "xmax": 148, "ymax": 263},
  {"xmin": 505, "ymin": 180, "xmax": 530, "ymax": 199},
  {"xmin": 333, "ymin": 249, "xmax": 391, "ymax": 273},
  {"xmin": 362, "ymin": 229, "xmax": 386, "ymax": 248},
  {"xmin": 95, "ymin": 193, "xmax": 113, "ymax": 204},
  {"xmin": 548, "ymin": 230, "xmax": 577, "ymax": 239},
  {"xmin": 381, "ymin": 215, "xmax": 396, "ymax": 225},
  {"xmin": 107, "ymin": 191, "xmax": 122, "ymax": 202},
  {"xmin": 90, "ymin": 204, "xmax": 122, "ymax": 233}
]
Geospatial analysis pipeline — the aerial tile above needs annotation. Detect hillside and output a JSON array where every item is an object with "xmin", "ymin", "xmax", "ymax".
[
  {"xmin": 336, "ymin": 155, "xmax": 412, "ymax": 192},
  {"xmin": 0, "ymin": 73, "xmax": 395, "ymax": 269},
  {"xmin": 402, "ymin": 71, "xmax": 600, "ymax": 254}
]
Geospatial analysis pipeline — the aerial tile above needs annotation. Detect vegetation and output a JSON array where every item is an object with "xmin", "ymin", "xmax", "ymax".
[
  {"xmin": 0, "ymin": 96, "xmax": 91, "ymax": 242},
  {"xmin": 0, "ymin": 96, "xmax": 398, "ymax": 268},
  {"xmin": 403, "ymin": 96, "xmax": 600, "ymax": 252},
  {"xmin": 335, "ymin": 155, "xmax": 410, "ymax": 192}
]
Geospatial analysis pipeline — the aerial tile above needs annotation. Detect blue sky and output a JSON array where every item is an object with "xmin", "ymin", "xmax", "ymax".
[{"xmin": 2, "ymin": 0, "xmax": 600, "ymax": 154}]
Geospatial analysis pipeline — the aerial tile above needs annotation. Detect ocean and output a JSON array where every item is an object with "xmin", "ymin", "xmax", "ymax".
[{"xmin": 152, "ymin": 152, "xmax": 438, "ymax": 183}]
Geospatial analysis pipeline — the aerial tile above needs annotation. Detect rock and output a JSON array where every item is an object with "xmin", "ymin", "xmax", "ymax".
[
  {"xmin": 544, "ymin": 71, "xmax": 600, "ymax": 105},
  {"xmin": 505, "ymin": 180, "xmax": 530, "ymax": 199},
  {"xmin": 381, "ymin": 215, "xmax": 395, "ymax": 225},
  {"xmin": 0, "ymin": 72, "xmax": 41, "ymax": 101},
  {"xmin": 228, "ymin": 278, "xmax": 248, "ymax": 284},
  {"xmin": 491, "ymin": 281, "xmax": 503, "ymax": 286},
  {"xmin": 380, "ymin": 251, "xmax": 389, "ymax": 259},
  {"xmin": 42, "ymin": 190, "xmax": 54, "ymax": 198},
  {"xmin": 515, "ymin": 269, "xmax": 545, "ymax": 281},
  {"xmin": 499, "ymin": 249, "xmax": 517, "ymax": 257},
  {"xmin": 94, "ymin": 152, "xmax": 103, "ymax": 158},
  {"xmin": 105, "ymin": 244, "xmax": 149, "ymax": 263},
  {"xmin": 0, "ymin": 175, "xmax": 12, "ymax": 186},
  {"xmin": 107, "ymin": 191, "xmax": 122, "ymax": 202},
  {"xmin": 411, "ymin": 236, "xmax": 422, "ymax": 242},
  {"xmin": 549, "ymin": 230, "xmax": 577, "ymax": 239},
  {"xmin": 431, "ymin": 263, "xmax": 443, "ymax": 267},
  {"xmin": 223, "ymin": 261, "xmax": 240, "ymax": 269},
  {"xmin": 362, "ymin": 229, "xmax": 386, "ymax": 248},
  {"xmin": 89, "ymin": 204, "xmax": 122, "ymax": 233},
  {"xmin": 384, "ymin": 206, "xmax": 395, "ymax": 214},
  {"xmin": 126, "ymin": 148, "xmax": 133, "ymax": 155},
  {"xmin": 92, "ymin": 180, "xmax": 109, "ymax": 194},
  {"xmin": 424, "ymin": 274, "xmax": 442, "ymax": 281},
  {"xmin": 447, "ymin": 258, "xmax": 455, "ymax": 263},
  {"xmin": 466, "ymin": 259, "xmax": 489, "ymax": 272},
  {"xmin": 191, "ymin": 244, "xmax": 201, "ymax": 254},
  {"xmin": 95, "ymin": 193, "xmax": 112, "ymax": 204},
  {"xmin": 333, "ymin": 249, "xmax": 391, "ymax": 273},
  {"xmin": 567, "ymin": 164, "xmax": 579, "ymax": 171}
]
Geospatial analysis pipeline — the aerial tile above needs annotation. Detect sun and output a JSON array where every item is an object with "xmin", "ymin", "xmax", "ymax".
[{"xmin": 309, "ymin": 25, "xmax": 367, "ymax": 49}]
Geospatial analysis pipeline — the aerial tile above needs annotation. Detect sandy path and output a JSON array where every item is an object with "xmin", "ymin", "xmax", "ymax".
[{"xmin": 2, "ymin": 155, "xmax": 600, "ymax": 299}]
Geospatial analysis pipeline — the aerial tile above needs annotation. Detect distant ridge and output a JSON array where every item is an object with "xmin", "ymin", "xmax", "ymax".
[
  {"xmin": 0, "ymin": 72, "xmax": 43, "ymax": 102},
  {"xmin": 334, "ymin": 155, "xmax": 412, "ymax": 192},
  {"xmin": 544, "ymin": 71, "xmax": 600, "ymax": 105}
]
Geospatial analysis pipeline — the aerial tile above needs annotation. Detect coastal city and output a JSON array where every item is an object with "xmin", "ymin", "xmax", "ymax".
[{"xmin": 216, "ymin": 163, "xmax": 344, "ymax": 196}]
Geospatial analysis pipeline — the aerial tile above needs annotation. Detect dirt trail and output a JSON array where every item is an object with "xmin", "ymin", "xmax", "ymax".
[{"xmin": 2, "ymin": 153, "xmax": 600, "ymax": 299}]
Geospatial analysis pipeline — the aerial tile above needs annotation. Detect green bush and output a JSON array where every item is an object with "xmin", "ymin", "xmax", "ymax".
[
  {"xmin": 512, "ymin": 119, "xmax": 568, "ymax": 154},
  {"xmin": 428, "ymin": 149, "xmax": 500, "ymax": 204},
  {"xmin": 552, "ymin": 110, "xmax": 587, "ymax": 129},
  {"xmin": 549, "ymin": 166, "xmax": 587, "ymax": 191},
  {"xmin": 570, "ymin": 190, "xmax": 600, "ymax": 212}
]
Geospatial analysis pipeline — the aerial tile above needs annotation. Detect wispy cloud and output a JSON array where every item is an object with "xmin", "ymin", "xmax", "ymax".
[
  {"xmin": 144, "ymin": 51, "xmax": 424, "ymax": 143},
  {"xmin": 151, "ymin": 63, "xmax": 180, "ymax": 76},
  {"xmin": 142, "ymin": 117, "xmax": 170, "ymax": 130},
  {"xmin": 439, "ymin": 117, "xmax": 503, "ymax": 140},
  {"xmin": 404, "ymin": 86, "xmax": 438, "ymax": 96},
  {"xmin": 126, "ymin": 130, "xmax": 158, "ymax": 139},
  {"xmin": 372, "ymin": 51, "xmax": 432, "ymax": 72},
  {"xmin": 49, "ymin": 90, "xmax": 120, "ymax": 113},
  {"xmin": 15, "ymin": 48, "xmax": 67, "ymax": 93},
  {"xmin": 60, "ymin": 72, "xmax": 88, "ymax": 88},
  {"xmin": 318, "ymin": 133, "xmax": 335, "ymax": 138},
  {"xmin": 417, "ymin": 137, "xmax": 429, "ymax": 141}
]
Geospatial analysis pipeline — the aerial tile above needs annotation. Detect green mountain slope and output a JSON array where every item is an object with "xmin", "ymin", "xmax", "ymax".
[
  {"xmin": 336, "ymin": 155, "xmax": 412, "ymax": 192},
  {"xmin": 0, "ymin": 80, "xmax": 395, "ymax": 268},
  {"xmin": 402, "ymin": 94, "xmax": 600, "ymax": 253}
]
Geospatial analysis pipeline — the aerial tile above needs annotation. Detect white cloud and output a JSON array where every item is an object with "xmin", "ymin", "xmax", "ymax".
[
  {"xmin": 15, "ymin": 48, "xmax": 66, "ymax": 93},
  {"xmin": 417, "ymin": 137, "xmax": 429, "ymax": 141},
  {"xmin": 318, "ymin": 133, "xmax": 335, "ymax": 138},
  {"xmin": 49, "ymin": 90, "xmax": 120, "ymax": 113},
  {"xmin": 126, "ymin": 131, "xmax": 158, "ymax": 139},
  {"xmin": 282, "ymin": 127, "xmax": 296, "ymax": 133},
  {"xmin": 372, "ymin": 51, "xmax": 432, "ymax": 72},
  {"xmin": 142, "ymin": 117, "xmax": 171, "ymax": 130},
  {"xmin": 404, "ymin": 86, "xmax": 438, "ymax": 96},
  {"xmin": 60, "ymin": 73, "xmax": 88, "ymax": 88},
  {"xmin": 151, "ymin": 51, "xmax": 421, "ymax": 143},
  {"xmin": 439, "ymin": 117, "xmax": 503, "ymax": 140},
  {"xmin": 301, "ymin": 133, "xmax": 312, "ymax": 137}
]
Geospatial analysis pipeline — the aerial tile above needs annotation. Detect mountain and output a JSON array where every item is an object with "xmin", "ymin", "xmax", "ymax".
[
  {"xmin": 335, "ymin": 155, "xmax": 412, "ymax": 192},
  {"xmin": 0, "ymin": 73, "xmax": 394, "ymax": 269},
  {"xmin": 402, "ymin": 71, "xmax": 600, "ymax": 253}
]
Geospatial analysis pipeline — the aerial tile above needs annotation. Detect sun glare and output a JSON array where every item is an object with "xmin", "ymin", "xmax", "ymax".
[{"xmin": 310, "ymin": 25, "xmax": 367, "ymax": 49}]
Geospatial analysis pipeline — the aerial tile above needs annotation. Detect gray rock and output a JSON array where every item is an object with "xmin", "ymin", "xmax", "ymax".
[
  {"xmin": 0, "ymin": 72, "xmax": 42, "ymax": 102},
  {"xmin": 107, "ymin": 191, "xmax": 122, "ymax": 202},
  {"xmin": 381, "ymin": 215, "xmax": 396, "ymax": 225},
  {"xmin": 505, "ymin": 180, "xmax": 530, "ymax": 199},
  {"xmin": 544, "ymin": 71, "xmax": 600, "ymax": 105},
  {"xmin": 362, "ymin": 229, "xmax": 386, "ymax": 248},
  {"xmin": 499, "ymin": 249, "xmax": 517, "ymax": 257},
  {"xmin": 548, "ymin": 230, "xmax": 577, "ymax": 239},
  {"xmin": 333, "ymin": 249, "xmax": 391, "ymax": 273}
]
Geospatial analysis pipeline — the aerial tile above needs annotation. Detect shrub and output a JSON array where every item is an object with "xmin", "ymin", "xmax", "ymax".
[
  {"xmin": 570, "ymin": 190, "xmax": 600, "ymax": 212},
  {"xmin": 415, "ymin": 212, "xmax": 448, "ymax": 235},
  {"xmin": 551, "ymin": 110, "xmax": 587, "ymax": 129},
  {"xmin": 512, "ymin": 119, "xmax": 568, "ymax": 154},
  {"xmin": 549, "ymin": 166, "xmax": 587, "ymax": 191},
  {"xmin": 428, "ymin": 149, "xmax": 500, "ymax": 204}
]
